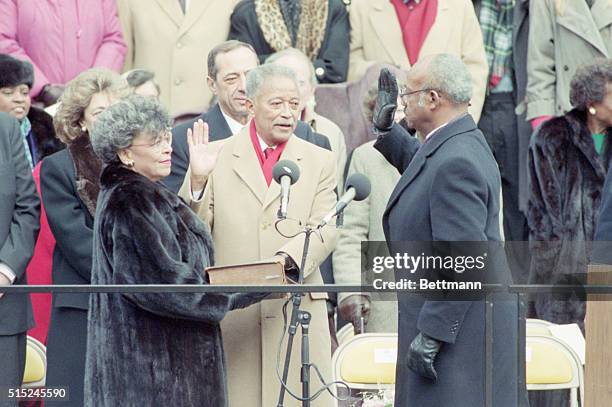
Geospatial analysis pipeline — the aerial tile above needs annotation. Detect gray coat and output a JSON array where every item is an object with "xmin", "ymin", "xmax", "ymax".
[
  {"xmin": 526, "ymin": 0, "xmax": 612, "ymax": 120},
  {"xmin": 375, "ymin": 117, "xmax": 519, "ymax": 407},
  {"xmin": 332, "ymin": 140, "xmax": 400, "ymax": 333},
  {"xmin": 0, "ymin": 112, "xmax": 39, "ymax": 336}
]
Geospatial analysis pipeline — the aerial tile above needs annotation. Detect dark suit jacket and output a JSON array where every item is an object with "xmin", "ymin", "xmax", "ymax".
[
  {"xmin": 40, "ymin": 150, "xmax": 94, "ymax": 310},
  {"xmin": 165, "ymin": 103, "xmax": 332, "ymax": 193},
  {"xmin": 375, "ymin": 116, "xmax": 518, "ymax": 407},
  {"xmin": 228, "ymin": 0, "xmax": 349, "ymax": 83},
  {"xmin": 0, "ymin": 112, "xmax": 38, "ymax": 335}
]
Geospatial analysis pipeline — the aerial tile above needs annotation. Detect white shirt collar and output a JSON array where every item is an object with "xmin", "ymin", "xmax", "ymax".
[
  {"xmin": 219, "ymin": 106, "xmax": 247, "ymax": 136},
  {"xmin": 257, "ymin": 134, "xmax": 276, "ymax": 151},
  {"xmin": 425, "ymin": 122, "xmax": 448, "ymax": 141}
]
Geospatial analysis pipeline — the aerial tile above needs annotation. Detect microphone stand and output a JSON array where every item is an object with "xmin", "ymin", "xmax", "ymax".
[{"xmin": 277, "ymin": 224, "xmax": 315, "ymax": 407}]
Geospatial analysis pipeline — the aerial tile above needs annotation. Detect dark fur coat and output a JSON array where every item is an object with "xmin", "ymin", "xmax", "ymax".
[
  {"xmin": 84, "ymin": 164, "xmax": 262, "ymax": 407},
  {"xmin": 527, "ymin": 109, "xmax": 612, "ymax": 327}
]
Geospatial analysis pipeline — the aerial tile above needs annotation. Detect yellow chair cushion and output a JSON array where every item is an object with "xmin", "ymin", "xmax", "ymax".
[
  {"xmin": 22, "ymin": 345, "xmax": 45, "ymax": 383},
  {"xmin": 526, "ymin": 343, "xmax": 573, "ymax": 384},
  {"xmin": 340, "ymin": 339, "xmax": 397, "ymax": 384},
  {"xmin": 526, "ymin": 326, "xmax": 550, "ymax": 336}
]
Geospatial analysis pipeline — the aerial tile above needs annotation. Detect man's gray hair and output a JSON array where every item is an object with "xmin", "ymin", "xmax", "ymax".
[
  {"xmin": 265, "ymin": 48, "xmax": 317, "ymax": 86},
  {"xmin": 422, "ymin": 54, "xmax": 473, "ymax": 105},
  {"xmin": 570, "ymin": 58, "xmax": 612, "ymax": 110},
  {"xmin": 246, "ymin": 64, "xmax": 299, "ymax": 100},
  {"xmin": 91, "ymin": 95, "xmax": 172, "ymax": 164}
]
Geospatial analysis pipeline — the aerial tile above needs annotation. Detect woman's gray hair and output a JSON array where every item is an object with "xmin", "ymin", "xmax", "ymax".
[
  {"xmin": 246, "ymin": 64, "xmax": 299, "ymax": 100},
  {"xmin": 422, "ymin": 54, "xmax": 473, "ymax": 105},
  {"xmin": 570, "ymin": 59, "xmax": 612, "ymax": 110},
  {"xmin": 90, "ymin": 94, "xmax": 172, "ymax": 164}
]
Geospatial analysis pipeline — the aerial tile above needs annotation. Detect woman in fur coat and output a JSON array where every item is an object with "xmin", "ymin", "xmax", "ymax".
[
  {"xmin": 527, "ymin": 58, "xmax": 612, "ymax": 407},
  {"xmin": 86, "ymin": 95, "xmax": 263, "ymax": 406},
  {"xmin": 527, "ymin": 59, "xmax": 612, "ymax": 328}
]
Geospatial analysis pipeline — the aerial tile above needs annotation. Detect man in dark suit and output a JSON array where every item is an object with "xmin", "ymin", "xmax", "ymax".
[
  {"xmin": 165, "ymin": 40, "xmax": 331, "ymax": 193},
  {"xmin": 372, "ymin": 56, "xmax": 521, "ymax": 407},
  {"xmin": 0, "ymin": 112, "xmax": 39, "ymax": 398}
]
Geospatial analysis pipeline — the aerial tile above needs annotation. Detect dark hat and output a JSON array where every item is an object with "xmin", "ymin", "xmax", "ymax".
[{"xmin": 0, "ymin": 54, "xmax": 34, "ymax": 89}]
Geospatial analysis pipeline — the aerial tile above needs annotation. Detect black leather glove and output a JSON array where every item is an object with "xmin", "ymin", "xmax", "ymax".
[
  {"xmin": 339, "ymin": 295, "xmax": 371, "ymax": 333},
  {"xmin": 372, "ymin": 68, "xmax": 398, "ymax": 135},
  {"xmin": 407, "ymin": 332, "xmax": 443, "ymax": 381}
]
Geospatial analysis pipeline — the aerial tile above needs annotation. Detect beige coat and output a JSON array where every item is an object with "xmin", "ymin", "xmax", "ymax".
[
  {"xmin": 348, "ymin": 0, "xmax": 488, "ymax": 121},
  {"xmin": 117, "ymin": 0, "xmax": 238, "ymax": 116},
  {"xmin": 332, "ymin": 140, "xmax": 400, "ymax": 333},
  {"xmin": 180, "ymin": 127, "xmax": 337, "ymax": 407},
  {"xmin": 526, "ymin": 0, "xmax": 612, "ymax": 120},
  {"xmin": 309, "ymin": 112, "xmax": 347, "ymax": 191}
]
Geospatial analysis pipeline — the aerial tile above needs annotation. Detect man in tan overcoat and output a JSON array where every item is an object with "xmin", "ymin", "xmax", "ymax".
[
  {"xmin": 117, "ymin": 0, "xmax": 239, "ymax": 116},
  {"xmin": 180, "ymin": 64, "xmax": 337, "ymax": 406},
  {"xmin": 348, "ymin": 0, "xmax": 488, "ymax": 121}
]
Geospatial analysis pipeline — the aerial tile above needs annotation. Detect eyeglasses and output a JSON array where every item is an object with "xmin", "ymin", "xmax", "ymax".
[
  {"xmin": 399, "ymin": 88, "xmax": 436, "ymax": 102},
  {"xmin": 131, "ymin": 130, "xmax": 173, "ymax": 151}
]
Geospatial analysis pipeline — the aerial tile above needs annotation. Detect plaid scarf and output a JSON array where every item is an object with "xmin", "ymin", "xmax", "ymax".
[{"xmin": 479, "ymin": 0, "xmax": 515, "ymax": 91}]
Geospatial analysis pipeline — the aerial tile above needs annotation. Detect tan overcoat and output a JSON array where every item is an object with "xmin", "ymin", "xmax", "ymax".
[
  {"xmin": 117, "ymin": 0, "xmax": 239, "ymax": 116},
  {"xmin": 180, "ymin": 127, "xmax": 337, "ymax": 406},
  {"xmin": 348, "ymin": 0, "xmax": 488, "ymax": 121}
]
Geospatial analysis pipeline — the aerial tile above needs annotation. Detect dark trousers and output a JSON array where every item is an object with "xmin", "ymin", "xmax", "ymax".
[
  {"xmin": 478, "ymin": 92, "xmax": 530, "ymax": 282},
  {"xmin": 0, "ymin": 333, "xmax": 26, "ymax": 407},
  {"xmin": 45, "ymin": 307, "xmax": 88, "ymax": 407}
]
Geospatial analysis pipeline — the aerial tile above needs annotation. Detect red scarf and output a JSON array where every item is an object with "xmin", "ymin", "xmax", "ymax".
[
  {"xmin": 249, "ymin": 120, "xmax": 287, "ymax": 186},
  {"xmin": 390, "ymin": 0, "xmax": 438, "ymax": 66}
]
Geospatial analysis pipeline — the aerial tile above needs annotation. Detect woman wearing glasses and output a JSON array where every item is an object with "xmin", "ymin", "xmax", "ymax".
[{"xmin": 86, "ymin": 95, "xmax": 264, "ymax": 406}]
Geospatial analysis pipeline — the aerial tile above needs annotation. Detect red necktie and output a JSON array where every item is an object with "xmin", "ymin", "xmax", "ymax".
[{"xmin": 263, "ymin": 147, "xmax": 275, "ymax": 160}]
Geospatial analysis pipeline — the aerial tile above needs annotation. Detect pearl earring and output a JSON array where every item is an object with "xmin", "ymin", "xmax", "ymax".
[
  {"xmin": 81, "ymin": 126, "xmax": 87, "ymax": 132},
  {"xmin": 589, "ymin": 107, "xmax": 597, "ymax": 115}
]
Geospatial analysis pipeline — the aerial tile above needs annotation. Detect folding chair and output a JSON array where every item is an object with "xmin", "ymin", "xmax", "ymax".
[
  {"xmin": 526, "ymin": 334, "xmax": 584, "ymax": 407},
  {"xmin": 22, "ymin": 336, "xmax": 46, "ymax": 388},
  {"xmin": 331, "ymin": 333, "xmax": 397, "ymax": 407}
]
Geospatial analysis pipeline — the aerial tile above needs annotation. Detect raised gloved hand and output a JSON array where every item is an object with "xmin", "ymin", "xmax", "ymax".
[
  {"xmin": 339, "ymin": 294, "xmax": 371, "ymax": 333},
  {"xmin": 372, "ymin": 68, "xmax": 399, "ymax": 135},
  {"xmin": 407, "ymin": 332, "xmax": 443, "ymax": 381}
]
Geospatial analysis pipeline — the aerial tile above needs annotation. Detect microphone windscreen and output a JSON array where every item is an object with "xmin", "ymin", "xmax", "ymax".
[
  {"xmin": 345, "ymin": 173, "xmax": 371, "ymax": 201},
  {"xmin": 272, "ymin": 160, "xmax": 300, "ymax": 184}
]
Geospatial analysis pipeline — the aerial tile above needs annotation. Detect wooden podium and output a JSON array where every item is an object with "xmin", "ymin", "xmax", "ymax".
[{"xmin": 585, "ymin": 264, "xmax": 612, "ymax": 406}]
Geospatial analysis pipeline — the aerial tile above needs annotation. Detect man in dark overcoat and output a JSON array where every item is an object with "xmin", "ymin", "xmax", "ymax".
[
  {"xmin": 0, "ymin": 112, "xmax": 39, "ymax": 404},
  {"xmin": 372, "ymin": 55, "xmax": 523, "ymax": 407}
]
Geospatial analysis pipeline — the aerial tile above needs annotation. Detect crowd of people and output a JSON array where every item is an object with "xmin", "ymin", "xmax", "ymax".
[{"xmin": 0, "ymin": 0, "xmax": 611, "ymax": 406}]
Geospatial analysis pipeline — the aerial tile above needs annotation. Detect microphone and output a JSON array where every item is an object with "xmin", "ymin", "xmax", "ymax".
[
  {"xmin": 319, "ymin": 173, "xmax": 371, "ymax": 228},
  {"xmin": 273, "ymin": 160, "xmax": 300, "ymax": 219}
]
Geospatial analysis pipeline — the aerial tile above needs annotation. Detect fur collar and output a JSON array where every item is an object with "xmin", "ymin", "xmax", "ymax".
[
  {"xmin": 100, "ymin": 163, "xmax": 183, "ymax": 210},
  {"xmin": 537, "ymin": 109, "xmax": 612, "ymax": 181},
  {"xmin": 254, "ymin": 0, "xmax": 328, "ymax": 60},
  {"xmin": 67, "ymin": 135, "xmax": 103, "ymax": 217}
]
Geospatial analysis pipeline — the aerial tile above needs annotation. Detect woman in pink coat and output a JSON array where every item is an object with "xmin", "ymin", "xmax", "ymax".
[{"xmin": 0, "ymin": 0, "xmax": 126, "ymax": 106}]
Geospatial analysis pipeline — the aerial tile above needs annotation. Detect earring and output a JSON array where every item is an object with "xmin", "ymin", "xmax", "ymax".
[
  {"xmin": 123, "ymin": 160, "xmax": 134, "ymax": 168},
  {"xmin": 589, "ymin": 107, "xmax": 597, "ymax": 115},
  {"xmin": 81, "ymin": 126, "xmax": 87, "ymax": 133}
]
